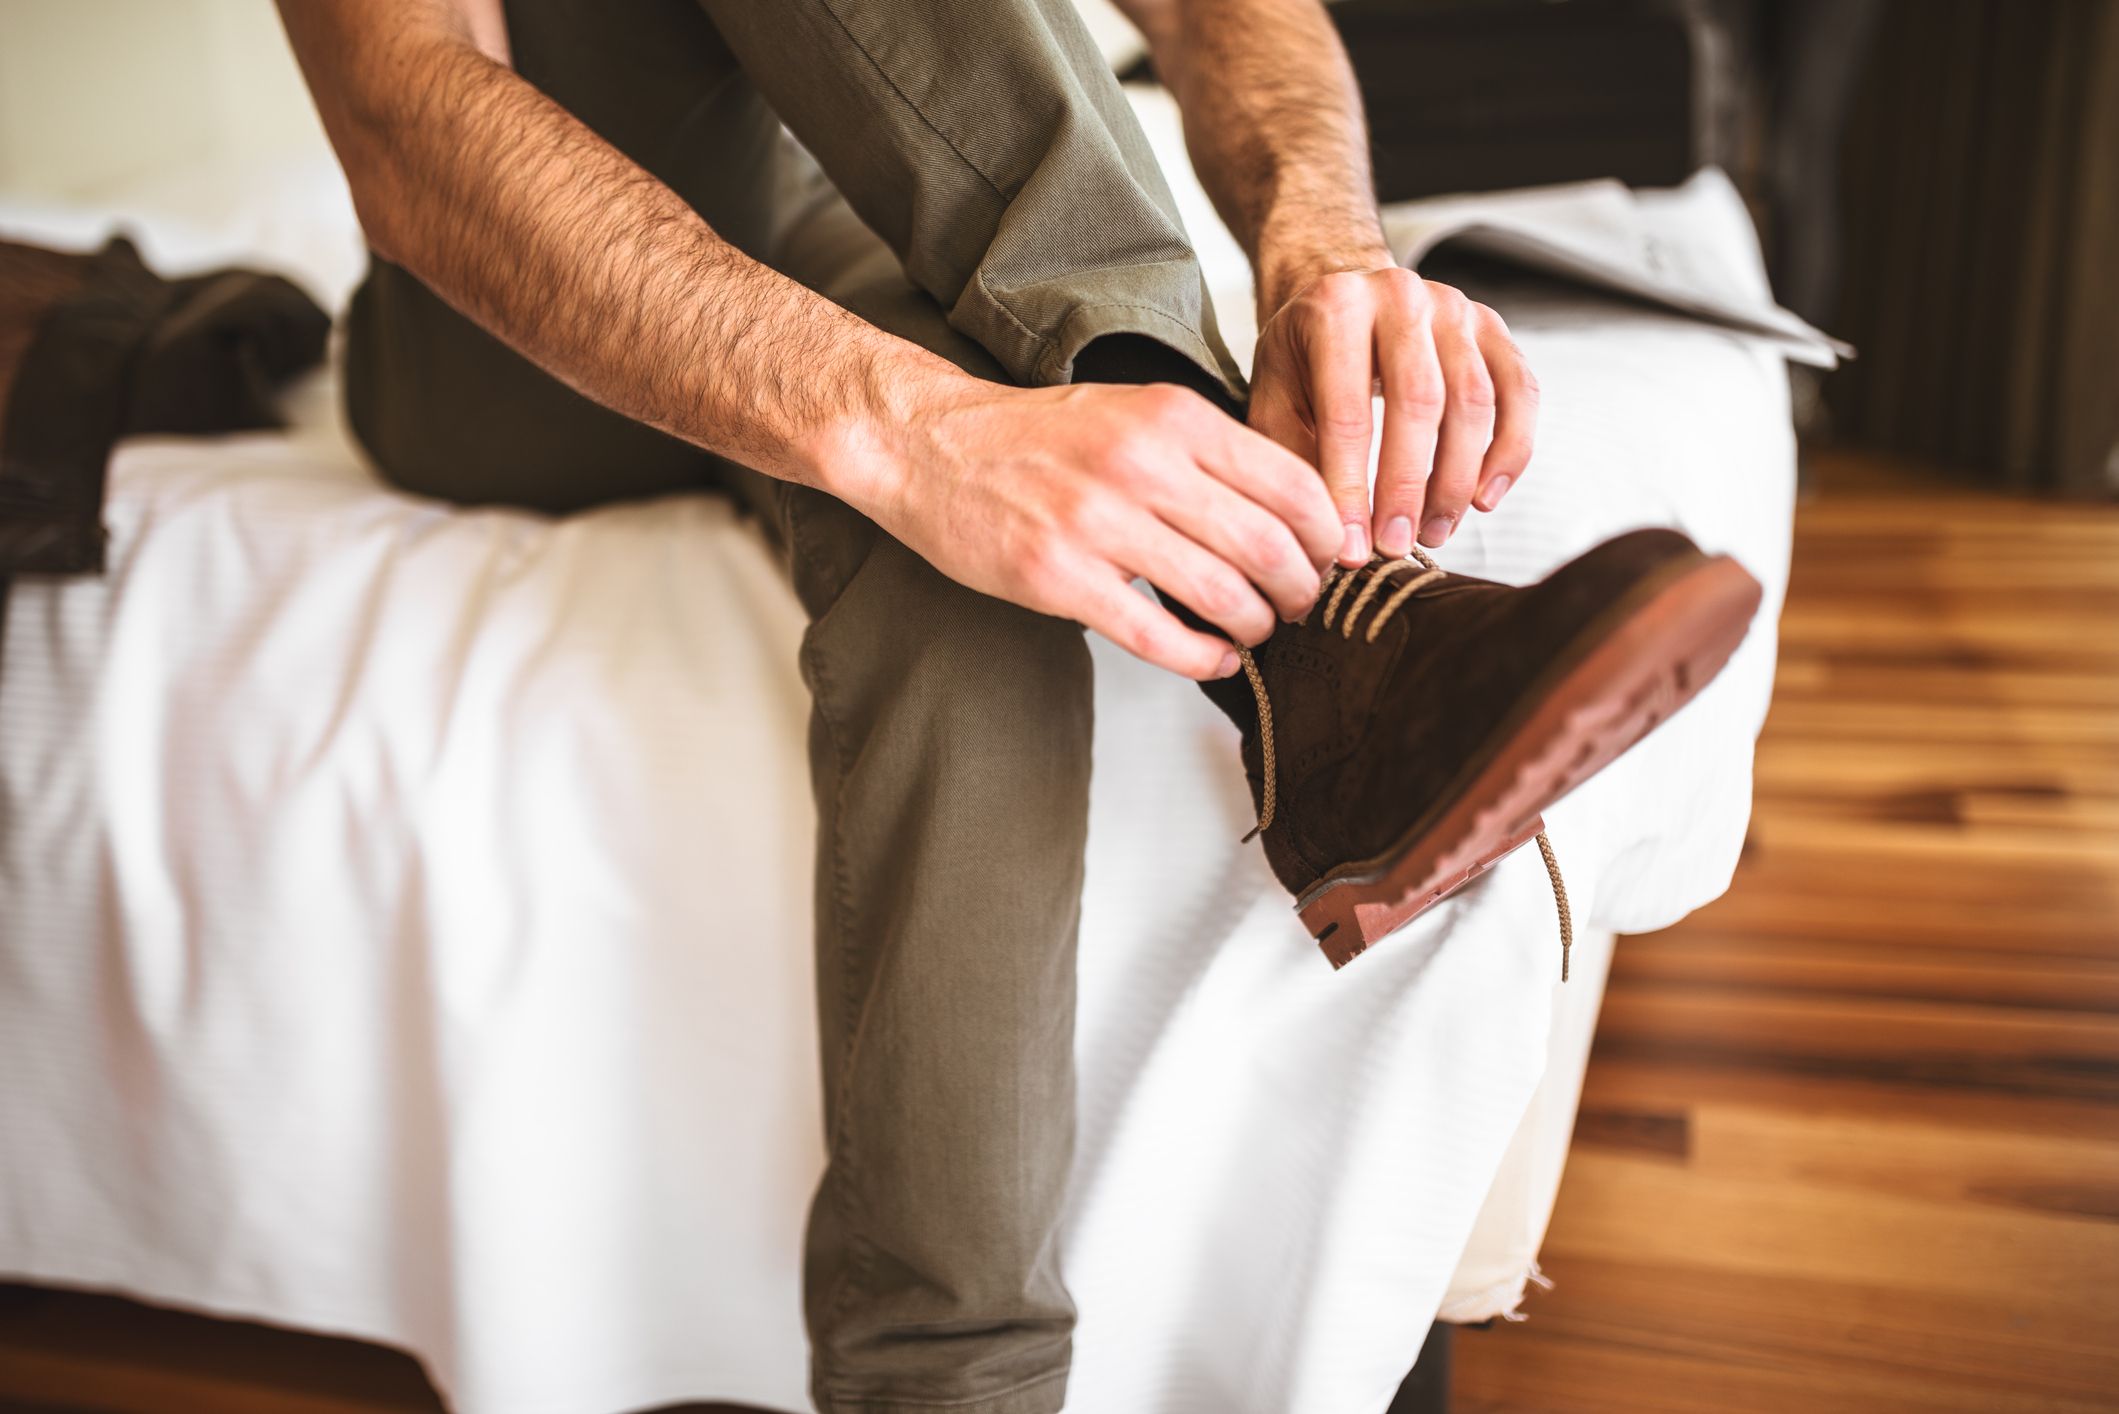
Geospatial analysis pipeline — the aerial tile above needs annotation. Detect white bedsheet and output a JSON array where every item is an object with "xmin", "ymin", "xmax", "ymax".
[{"xmin": 0, "ymin": 103, "xmax": 1794, "ymax": 1414}]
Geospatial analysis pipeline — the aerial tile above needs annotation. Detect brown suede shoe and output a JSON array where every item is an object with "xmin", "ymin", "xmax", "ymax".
[{"xmin": 1204, "ymin": 528, "xmax": 1763, "ymax": 972}]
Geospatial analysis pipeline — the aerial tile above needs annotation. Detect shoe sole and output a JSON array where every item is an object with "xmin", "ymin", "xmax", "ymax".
[{"xmin": 1295, "ymin": 551, "xmax": 1764, "ymax": 969}]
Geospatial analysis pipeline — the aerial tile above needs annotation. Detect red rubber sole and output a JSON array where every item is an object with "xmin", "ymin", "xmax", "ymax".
[{"xmin": 1297, "ymin": 553, "xmax": 1764, "ymax": 969}]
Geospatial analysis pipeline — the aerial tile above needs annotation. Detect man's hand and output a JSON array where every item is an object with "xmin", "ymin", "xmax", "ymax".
[
  {"xmin": 1249, "ymin": 263, "xmax": 1539, "ymax": 566},
  {"xmin": 1124, "ymin": 0, "xmax": 1541, "ymax": 567},
  {"xmin": 822, "ymin": 372, "xmax": 1344, "ymax": 681},
  {"xmin": 280, "ymin": 0, "xmax": 1350, "ymax": 685}
]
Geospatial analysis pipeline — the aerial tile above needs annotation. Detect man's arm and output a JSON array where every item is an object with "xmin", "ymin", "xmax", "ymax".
[
  {"xmin": 1122, "ymin": 0, "xmax": 1538, "ymax": 565},
  {"xmin": 276, "ymin": 0, "xmax": 1342, "ymax": 678}
]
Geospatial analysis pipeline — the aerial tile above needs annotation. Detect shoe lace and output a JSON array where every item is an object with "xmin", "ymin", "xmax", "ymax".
[{"xmin": 1234, "ymin": 548, "xmax": 1575, "ymax": 981}]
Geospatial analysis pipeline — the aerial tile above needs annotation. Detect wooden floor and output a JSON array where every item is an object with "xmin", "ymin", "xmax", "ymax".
[
  {"xmin": 4, "ymin": 464, "xmax": 2115, "ymax": 1412},
  {"xmin": 1456, "ymin": 462, "xmax": 2119, "ymax": 1412}
]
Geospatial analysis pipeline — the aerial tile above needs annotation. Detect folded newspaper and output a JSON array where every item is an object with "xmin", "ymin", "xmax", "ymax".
[{"xmin": 1385, "ymin": 167, "xmax": 1850, "ymax": 368}]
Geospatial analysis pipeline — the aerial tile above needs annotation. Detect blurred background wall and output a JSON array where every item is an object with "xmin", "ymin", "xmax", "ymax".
[
  {"xmin": 0, "ymin": 0, "xmax": 324, "ymax": 201},
  {"xmin": 1321, "ymin": 0, "xmax": 2117, "ymax": 499},
  {"xmin": 1831, "ymin": 0, "xmax": 2119, "ymax": 497}
]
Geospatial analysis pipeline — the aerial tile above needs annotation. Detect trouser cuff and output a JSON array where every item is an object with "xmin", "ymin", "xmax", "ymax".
[{"xmin": 812, "ymin": 1367, "xmax": 1069, "ymax": 1414}]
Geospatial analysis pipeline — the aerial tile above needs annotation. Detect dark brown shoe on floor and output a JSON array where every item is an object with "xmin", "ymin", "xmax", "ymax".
[{"xmin": 1204, "ymin": 528, "xmax": 1763, "ymax": 973}]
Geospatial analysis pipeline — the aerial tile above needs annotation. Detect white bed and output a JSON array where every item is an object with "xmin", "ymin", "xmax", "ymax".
[{"xmin": 0, "ymin": 87, "xmax": 1799, "ymax": 1414}]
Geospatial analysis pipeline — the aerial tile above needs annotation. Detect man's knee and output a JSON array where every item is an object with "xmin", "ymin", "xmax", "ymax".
[{"xmin": 799, "ymin": 522, "xmax": 1094, "ymax": 775}]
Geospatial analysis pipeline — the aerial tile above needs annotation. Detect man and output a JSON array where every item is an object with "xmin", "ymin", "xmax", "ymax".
[{"xmin": 275, "ymin": 1, "xmax": 1760, "ymax": 1409}]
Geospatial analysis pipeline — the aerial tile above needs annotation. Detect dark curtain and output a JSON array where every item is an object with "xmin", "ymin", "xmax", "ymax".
[{"xmin": 1829, "ymin": 0, "xmax": 2119, "ymax": 496}]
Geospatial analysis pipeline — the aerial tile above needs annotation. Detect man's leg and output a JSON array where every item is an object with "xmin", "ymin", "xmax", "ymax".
[
  {"xmin": 695, "ymin": 0, "xmax": 1246, "ymax": 400},
  {"xmin": 715, "ymin": 4, "xmax": 1256, "ymax": 1391},
  {"xmin": 341, "ymin": 0, "xmax": 779, "ymax": 512},
  {"xmin": 777, "ymin": 480, "xmax": 1094, "ymax": 1414},
  {"xmin": 734, "ymin": 179, "xmax": 1097, "ymax": 1412},
  {"xmin": 674, "ymin": 5, "xmax": 1251, "ymax": 1399},
  {"xmin": 342, "ymin": 2, "xmax": 1233, "ymax": 1405}
]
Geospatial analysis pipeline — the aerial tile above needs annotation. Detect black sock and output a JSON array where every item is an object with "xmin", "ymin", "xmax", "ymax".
[
  {"xmin": 1071, "ymin": 333, "xmax": 1236, "ymax": 642},
  {"xmin": 1072, "ymin": 334, "xmax": 1258, "ymax": 723},
  {"xmin": 1070, "ymin": 333, "xmax": 1243, "ymax": 420}
]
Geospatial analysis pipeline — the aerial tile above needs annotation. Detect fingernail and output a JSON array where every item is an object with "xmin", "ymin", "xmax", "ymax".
[
  {"xmin": 1477, "ymin": 475, "xmax": 1512, "ymax": 512},
  {"xmin": 1419, "ymin": 513, "xmax": 1455, "ymax": 547},
  {"xmin": 1216, "ymin": 651, "xmax": 1241, "ymax": 679},
  {"xmin": 1378, "ymin": 515, "xmax": 1414, "ymax": 557},
  {"xmin": 1339, "ymin": 521, "xmax": 1370, "ymax": 564}
]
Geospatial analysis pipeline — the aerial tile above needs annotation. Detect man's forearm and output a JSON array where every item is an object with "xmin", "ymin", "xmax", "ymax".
[
  {"xmin": 278, "ymin": 0, "xmax": 1349, "ymax": 680},
  {"xmin": 280, "ymin": 6, "xmax": 955, "ymax": 499},
  {"xmin": 1132, "ymin": 0, "xmax": 1537, "ymax": 564},
  {"xmin": 1135, "ymin": 0, "xmax": 1390, "ymax": 318}
]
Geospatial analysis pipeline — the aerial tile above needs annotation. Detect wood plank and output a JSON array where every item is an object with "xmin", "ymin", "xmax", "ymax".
[
  {"xmin": 1609, "ymin": 933, "xmax": 2119, "ymax": 1014},
  {"xmin": 1457, "ymin": 1257, "xmax": 2118, "ymax": 1414},
  {"xmin": 1459, "ymin": 476, "xmax": 2119, "ymax": 1409}
]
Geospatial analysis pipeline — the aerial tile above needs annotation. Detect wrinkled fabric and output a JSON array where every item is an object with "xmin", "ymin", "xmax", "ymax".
[{"xmin": 0, "ymin": 237, "xmax": 327, "ymax": 579}]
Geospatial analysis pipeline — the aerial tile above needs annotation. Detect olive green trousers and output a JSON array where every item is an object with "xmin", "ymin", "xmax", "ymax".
[{"xmin": 343, "ymin": 3, "xmax": 1241, "ymax": 1409}]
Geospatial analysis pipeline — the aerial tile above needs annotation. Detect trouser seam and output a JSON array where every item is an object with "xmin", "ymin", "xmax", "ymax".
[
  {"xmin": 1057, "ymin": 299, "xmax": 1222, "ymax": 354},
  {"xmin": 972, "ymin": 266, "xmax": 1056, "ymax": 372},
  {"xmin": 816, "ymin": 0, "xmax": 1071, "ymax": 382},
  {"xmin": 785, "ymin": 489, "xmax": 877, "ymax": 1335},
  {"xmin": 816, "ymin": 0, "xmax": 1012, "ymax": 203},
  {"xmin": 1042, "ymin": 298, "xmax": 1242, "ymax": 397}
]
